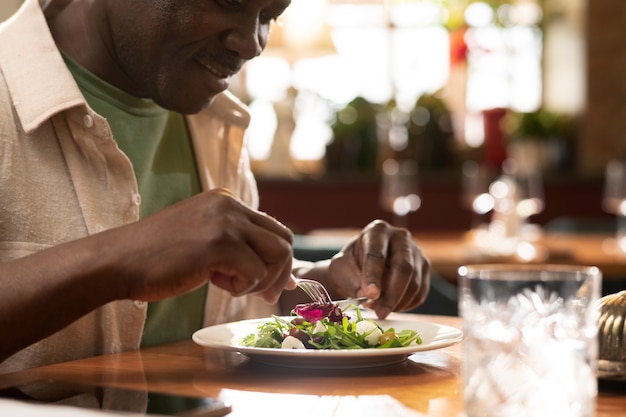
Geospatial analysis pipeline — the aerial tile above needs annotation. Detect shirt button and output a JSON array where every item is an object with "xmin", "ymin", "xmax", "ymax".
[
  {"xmin": 83, "ymin": 114, "xmax": 94, "ymax": 128},
  {"xmin": 134, "ymin": 300, "xmax": 147, "ymax": 309},
  {"xmin": 132, "ymin": 193, "xmax": 142, "ymax": 206},
  {"xmin": 95, "ymin": 224, "xmax": 105, "ymax": 233}
]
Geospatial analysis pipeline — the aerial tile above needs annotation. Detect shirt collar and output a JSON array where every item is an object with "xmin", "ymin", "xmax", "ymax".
[{"xmin": 0, "ymin": 0, "xmax": 86, "ymax": 133}]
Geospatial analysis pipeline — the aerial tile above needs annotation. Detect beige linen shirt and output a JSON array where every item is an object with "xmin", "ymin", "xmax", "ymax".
[{"xmin": 0, "ymin": 0, "xmax": 277, "ymax": 374}]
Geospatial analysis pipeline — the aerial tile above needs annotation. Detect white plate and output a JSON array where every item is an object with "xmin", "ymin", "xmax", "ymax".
[{"xmin": 192, "ymin": 316, "xmax": 463, "ymax": 369}]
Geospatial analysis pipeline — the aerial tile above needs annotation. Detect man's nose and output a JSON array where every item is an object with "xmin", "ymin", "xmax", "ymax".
[{"xmin": 223, "ymin": 18, "xmax": 265, "ymax": 60}]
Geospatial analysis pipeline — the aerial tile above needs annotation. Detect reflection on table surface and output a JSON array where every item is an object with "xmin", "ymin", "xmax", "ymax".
[{"xmin": 0, "ymin": 314, "xmax": 624, "ymax": 417}]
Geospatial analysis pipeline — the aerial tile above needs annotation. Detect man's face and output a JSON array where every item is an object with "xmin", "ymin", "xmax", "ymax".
[{"xmin": 105, "ymin": 0, "xmax": 290, "ymax": 114}]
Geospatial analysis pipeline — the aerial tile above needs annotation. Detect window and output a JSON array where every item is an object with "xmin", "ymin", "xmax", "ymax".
[{"xmin": 241, "ymin": 0, "xmax": 554, "ymax": 173}]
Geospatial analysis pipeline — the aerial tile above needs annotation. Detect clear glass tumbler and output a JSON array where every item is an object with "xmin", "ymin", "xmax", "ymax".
[{"xmin": 458, "ymin": 264, "xmax": 602, "ymax": 417}]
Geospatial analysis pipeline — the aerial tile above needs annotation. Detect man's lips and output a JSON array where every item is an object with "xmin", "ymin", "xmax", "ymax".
[{"xmin": 195, "ymin": 58, "xmax": 238, "ymax": 79}]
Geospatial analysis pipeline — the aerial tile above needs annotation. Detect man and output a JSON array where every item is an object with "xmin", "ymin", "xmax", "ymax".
[{"xmin": 0, "ymin": 0, "xmax": 430, "ymax": 374}]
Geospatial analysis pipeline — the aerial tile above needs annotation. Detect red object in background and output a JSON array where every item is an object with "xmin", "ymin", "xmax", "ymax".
[
  {"xmin": 449, "ymin": 26, "xmax": 469, "ymax": 68},
  {"xmin": 482, "ymin": 108, "xmax": 508, "ymax": 170}
]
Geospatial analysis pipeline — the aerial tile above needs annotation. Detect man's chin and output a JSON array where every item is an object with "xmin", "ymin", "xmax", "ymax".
[{"xmin": 157, "ymin": 94, "xmax": 219, "ymax": 115}]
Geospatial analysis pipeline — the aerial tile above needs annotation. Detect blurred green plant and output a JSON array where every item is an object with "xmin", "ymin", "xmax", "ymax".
[
  {"xmin": 504, "ymin": 108, "xmax": 578, "ymax": 172},
  {"xmin": 505, "ymin": 109, "xmax": 576, "ymax": 142},
  {"xmin": 401, "ymin": 93, "xmax": 456, "ymax": 170},
  {"xmin": 326, "ymin": 96, "xmax": 381, "ymax": 174}
]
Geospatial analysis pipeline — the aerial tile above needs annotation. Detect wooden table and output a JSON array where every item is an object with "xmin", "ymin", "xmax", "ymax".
[
  {"xmin": 302, "ymin": 229, "xmax": 626, "ymax": 286},
  {"xmin": 0, "ymin": 314, "xmax": 624, "ymax": 417},
  {"xmin": 414, "ymin": 231, "xmax": 626, "ymax": 289}
]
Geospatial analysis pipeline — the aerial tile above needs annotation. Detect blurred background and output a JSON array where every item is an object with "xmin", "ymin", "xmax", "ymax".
[{"xmin": 3, "ymin": 0, "xmax": 625, "ymax": 236}]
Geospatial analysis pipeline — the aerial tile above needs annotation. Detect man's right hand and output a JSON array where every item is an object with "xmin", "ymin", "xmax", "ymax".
[{"xmin": 111, "ymin": 189, "xmax": 296, "ymax": 304}]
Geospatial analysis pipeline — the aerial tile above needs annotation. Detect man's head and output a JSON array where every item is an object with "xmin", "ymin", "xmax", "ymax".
[{"xmin": 49, "ymin": 0, "xmax": 291, "ymax": 114}]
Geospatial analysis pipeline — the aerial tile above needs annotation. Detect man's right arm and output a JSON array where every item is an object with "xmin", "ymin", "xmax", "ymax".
[{"xmin": 0, "ymin": 190, "xmax": 295, "ymax": 363}]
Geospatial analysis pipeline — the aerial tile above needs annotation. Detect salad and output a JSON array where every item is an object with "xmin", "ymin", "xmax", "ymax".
[{"xmin": 241, "ymin": 301, "xmax": 422, "ymax": 350}]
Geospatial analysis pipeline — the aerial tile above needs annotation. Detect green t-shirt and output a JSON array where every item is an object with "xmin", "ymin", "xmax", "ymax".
[{"xmin": 62, "ymin": 51, "xmax": 207, "ymax": 347}]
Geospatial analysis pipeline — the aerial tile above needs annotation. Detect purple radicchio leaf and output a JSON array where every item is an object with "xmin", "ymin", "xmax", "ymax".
[{"xmin": 294, "ymin": 302, "xmax": 345, "ymax": 323}]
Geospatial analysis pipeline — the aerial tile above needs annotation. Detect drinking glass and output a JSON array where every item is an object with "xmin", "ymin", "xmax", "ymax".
[
  {"xmin": 460, "ymin": 160, "xmax": 496, "ymax": 230},
  {"xmin": 458, "ymin": 264, "xmax": 601, "ymax": 417},
  {"xmin": 602, "ymin": 159, "xmax": 626, "ymax": 215},
  {"xmin": 500, "ymin": 158, "xmax": 545, "ymax": 220},
  {"xmin": 379, "ymin": 158, "xmax": 421, "ymax": 228},
  {"xmin": 470, "ymin": 158, "xmax": 543, "ymax": 255},
  {"xmin": 513, "ymin": 171, "xmax": 545, "ymax": 220},
  {"xmin": 602, "ymin": 159, "xmax": 626, "ymax": 252}
]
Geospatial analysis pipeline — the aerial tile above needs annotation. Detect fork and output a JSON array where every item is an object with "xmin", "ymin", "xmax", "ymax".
[
  {"xmin": 294, "ymin": 278, "xmax": 371, "ymax": 307},
  {"xmin": 294, "ymin": 278, "xmax": 332, "ymax": 304}
]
